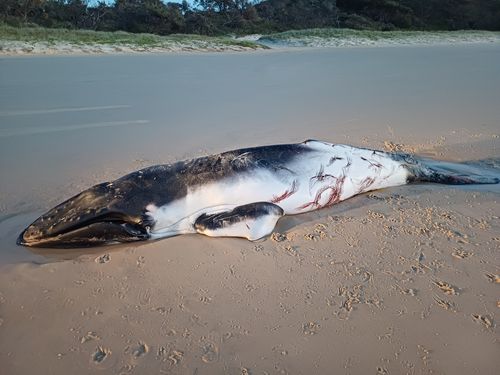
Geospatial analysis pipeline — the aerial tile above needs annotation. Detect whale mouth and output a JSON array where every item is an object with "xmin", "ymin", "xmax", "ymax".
[
  {"xmin": 18, "ymin": 215, "xmax": 149, "ymax": 248},
  {"xmin": 17, "ymin": 183, "xmax": 151, "ymax": 248}
]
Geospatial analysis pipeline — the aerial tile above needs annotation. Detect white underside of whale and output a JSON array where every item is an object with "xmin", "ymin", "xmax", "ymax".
[{"xmin": 146, "ymin": 141, "xmax": 409, "ymax": 240}]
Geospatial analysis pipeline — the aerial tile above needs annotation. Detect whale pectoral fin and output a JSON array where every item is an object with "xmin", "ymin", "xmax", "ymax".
[{"xmin": 194, "ymin": 202, "xmax": 284, "ymax": 241}]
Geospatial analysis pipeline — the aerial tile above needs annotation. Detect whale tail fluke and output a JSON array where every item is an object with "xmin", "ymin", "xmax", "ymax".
[{"xmin": 396, "ymin": 154, "xmax": 500, "ymax": 185}]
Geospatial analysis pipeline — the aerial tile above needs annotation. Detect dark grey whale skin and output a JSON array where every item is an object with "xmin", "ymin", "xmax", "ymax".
[{"xmin": 18, "ymin": 143, "xmax": 314, "ymax": 248}]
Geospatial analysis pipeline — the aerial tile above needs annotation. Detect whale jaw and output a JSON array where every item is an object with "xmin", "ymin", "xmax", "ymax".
[
  {"xmin": 17, "ymin": 182, "xmax": 152, "ymax": 248},
  {"xmin": 17, "ymin": 220, "xmax": 150, "ymax": 248}
]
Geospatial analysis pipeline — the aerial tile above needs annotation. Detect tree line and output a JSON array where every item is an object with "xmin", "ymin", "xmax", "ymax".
[{"xmin": 1, "ymin": 0, "xmax": 499, "ymax": 35}]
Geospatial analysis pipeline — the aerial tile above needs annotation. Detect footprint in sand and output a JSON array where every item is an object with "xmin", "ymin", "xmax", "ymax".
[
  {"xmin": 201, "ymin": 342, "xmax": 219, "ymax": 363},
  {"xmin": 451, "ymin": 248, "xmax": 472, "ymax": 259},
  {"xmin": 254, "ymin": 244, "xmax": 264, "ymax": 252},
  {"xmin": 484, "ymin": 273, "xmax": 500, "ymax": 284},
  {"xmin": 303, "ymin": 233, "xmax": 318, "ymax": 241},
  {"xmin": 302, "ymin": 321, "xmax": 320, "ymax": 335},
  {"xmin": 80, "ymin": 331, "xmax": 100, "ymax": 344},
  {"xmin": 132, "ymin": 342, "xmax": 149, "ymax": 358},
  {"xmin": 92, "ymin": 346, "xmax": 111, "ymax": 363},
  {"xmin": 95, "ymin": 254, "xmax": 110, "ymax": 264},
  {"xmin": 433, "ymin": 280, "xmax": 459, "ymax": 295},
  {"xmin": 138, "ymin": 288, "xmax": 152, "ymax": 305},
  {"xmin": 398, "ymin": 286, "xmax": 417, "ymax": 296},
  {"xmin": 117, "ymin": 363, "xmax": 135, "ymax": 374},
  {"xmin": 471, "ymin": 314, "xmax": 493, "ymax": 329},
  {"xmin": 433, "ymin": 296, "xmax": 457, "ymax": 312},
  {"xmin": 271, "ymin": 232, "xmax": 287, "ymax": 242},
  {"xmin": 137, "ymin": 256, "xmax": 145, "ymax": 268},
  {"xmin": 168, "ymin": 349, "xmax": 184, "ymax": 365}
]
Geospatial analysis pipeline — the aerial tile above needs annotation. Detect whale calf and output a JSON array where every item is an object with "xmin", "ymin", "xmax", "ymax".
[{"xmin": 18, "ymin": 140, "xmax": 499, "ymax": 248}]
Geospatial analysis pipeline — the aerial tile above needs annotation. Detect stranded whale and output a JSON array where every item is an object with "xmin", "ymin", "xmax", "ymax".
[{"xmin": 18, "ymin": 140, "xmax": 499, "ymax": 248}]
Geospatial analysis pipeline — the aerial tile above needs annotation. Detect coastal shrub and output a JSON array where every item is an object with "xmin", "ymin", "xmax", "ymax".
[{"xmin": 0, "ymin": 0, "xmax": 499, "ymax": 37}]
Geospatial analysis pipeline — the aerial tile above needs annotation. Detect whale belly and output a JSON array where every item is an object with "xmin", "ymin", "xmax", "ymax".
[
  {"xmin": 146, "ymin": 142, "xmax": 410, "ymax": 238},
  {"xmin": 147, "ymin": 169, "xmax": 290, "ymax": 236}
]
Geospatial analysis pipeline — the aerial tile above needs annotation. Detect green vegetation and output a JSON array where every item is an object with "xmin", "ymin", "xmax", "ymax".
[
  {"xmin": 0, "ymin": 23, "xmax": 265, "ymax": 49},
  {"xmin": 1, "ymin": 1, "xmax": 499, "ymax": 40},
  {"xmin": 260, "ymin": 28, "xmax": 500, "ymax": 45},
  {"xmin": 1, "ymin": 1, "xmax": 499, "ymax": 53}
]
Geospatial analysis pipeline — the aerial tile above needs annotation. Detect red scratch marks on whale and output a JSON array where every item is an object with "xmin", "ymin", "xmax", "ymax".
[
  {"xmin": 324, "ymin": 175, "xmax": 346, "ymax": 207},
  {"xmin": 357, "ymin": 176, "xmax": 375, "ymax": 193},
  {"xmin": 360, "ymin": 156, "xmax": 383, "ymax": 170},
  {"xmin": 309, "ymin": 164, "xmax": 336, "ymax": 191},
  {"xmin": 298, "ymin": 157, "xmax": 353, "ymax": 211},
  {"xmin": 299, "ymin": 185, "xmax": 331, "ymax": 210},
  {"xmin": 272, "ymin": 179, "xmax": 299, "ymax": 203},
  {"xmin": 298, "ymin": 175, "xmax": 347, "ymax": 210}
]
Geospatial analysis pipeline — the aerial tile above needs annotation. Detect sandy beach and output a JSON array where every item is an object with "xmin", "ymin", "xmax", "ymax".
[{"xmin": 0, "ymin": 45, "xmax": 499, "ymax": 374}]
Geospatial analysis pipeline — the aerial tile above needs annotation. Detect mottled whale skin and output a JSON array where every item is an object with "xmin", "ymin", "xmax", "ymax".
[{"xmin": 18, "ymin": 140, "xmax": 499, "ymax": 248}]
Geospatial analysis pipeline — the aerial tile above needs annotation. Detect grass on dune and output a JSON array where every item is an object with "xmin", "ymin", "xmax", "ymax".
[
  {"xmin": 0, "ymin": 24, "xmax": 265, "ymax": 49},
  {"xmin": 3, "ymin": 24, "xmax": 497, "ymax": 50},
  {"xmin": 260, "ymin": 28, "xmax": 500, "ymax": 43}
]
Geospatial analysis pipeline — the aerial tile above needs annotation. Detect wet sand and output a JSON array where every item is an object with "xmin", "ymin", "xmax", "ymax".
[{"xmin": 0, "ymin": 45, "xmax": 499, "ymax": 374}]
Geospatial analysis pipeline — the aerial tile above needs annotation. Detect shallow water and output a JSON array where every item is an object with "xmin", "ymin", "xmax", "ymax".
[{"xmin": 1, "ymin": 45, "xmax": 499, "ymax": 265}]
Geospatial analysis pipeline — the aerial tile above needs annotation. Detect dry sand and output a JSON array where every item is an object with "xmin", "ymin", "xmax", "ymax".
[
  {"xmin": 0, "ymin": 39, "xmax": 263, "ymax": 56},
  {"xmin": 0, "ymin": 45, "xmax": 499, "ymax": 374}
]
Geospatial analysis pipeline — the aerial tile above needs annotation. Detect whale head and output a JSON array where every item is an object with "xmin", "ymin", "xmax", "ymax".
[{"xmin": 17, "ymin": 182, "xmax": 152, "ymax": 248}]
